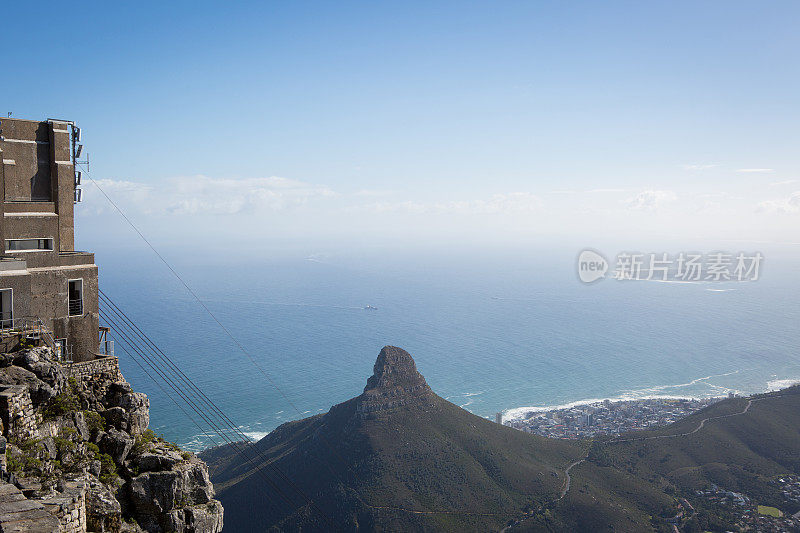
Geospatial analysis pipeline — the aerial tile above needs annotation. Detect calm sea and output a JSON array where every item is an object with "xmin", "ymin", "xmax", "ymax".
[{"xmin": 93, "ymin": 245, "xmax": 800, "ymax": 450}]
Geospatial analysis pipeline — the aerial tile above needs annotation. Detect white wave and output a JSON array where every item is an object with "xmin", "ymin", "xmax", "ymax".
[
  {"xmin": 502, "ymin": 370, "xmax": 744, "ymax": 422},
  {"xmin": 617, "ymin": 369, "xmax": 740, "ymax": 395},
  {"xmin": 706, "ymin": 288, "xmax": 737, "ymax": 292},
  {"xmin": 502, "ymin": 393, "xmax": 719, "ymax": 422},
  {"xmin": 242, "ymin": 431, "xmax": 269, "ymax": 441},
  {"xmin": 766, "ymin": 378, "xmax": 800, "ymax": 392}
]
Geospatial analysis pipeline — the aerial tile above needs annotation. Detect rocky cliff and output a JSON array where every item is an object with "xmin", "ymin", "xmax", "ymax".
[
  {"xmin": 356, "ymin": 346, "xmax": 434, "ymax": 415},
  {"xmin": 0, "ymin": 347, "xmax": 223, "ymax": 533}
]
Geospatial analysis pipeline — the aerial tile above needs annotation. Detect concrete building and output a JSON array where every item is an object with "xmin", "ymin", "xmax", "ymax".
[{"xmin": 0, "ymin": 117, "xmax": 100, "ymax": 362}]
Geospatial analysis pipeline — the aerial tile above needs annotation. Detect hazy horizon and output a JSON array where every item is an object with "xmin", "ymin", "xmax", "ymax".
[{"xmin": 3, "ymin": 2, "xmax": 798, "ymax": 250}]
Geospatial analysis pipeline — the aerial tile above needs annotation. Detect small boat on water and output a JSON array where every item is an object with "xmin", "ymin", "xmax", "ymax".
[{"xmin": 364, "ymin": 305, "xmax": 378, "ymax": 310}]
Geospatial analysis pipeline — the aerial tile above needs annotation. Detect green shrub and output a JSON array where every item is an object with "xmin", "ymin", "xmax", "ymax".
[
  {"xmin": 19, "ymin": 338, "xmax": 35, "ymax": 350},
  {"xmin": 42, "ymin": 391, "xmax": 80, "ymax": 419},
  {"xmin": 84, "ymin": 410, "xmax": 105, "ymax": 435},
  {"xmin": 132, "ymin": 429, "xmax": 156, "ymax": 456},
  {"xmin": 98, "ymin": 453, "xmax": 118, "ymax": 483},
  {"xmin": 7, "ymin": 438, "xmax": 45, "ymax": 476},
  {"xmin": 54, "ymin": 436, "xmax": 76, "ymax": 455}
]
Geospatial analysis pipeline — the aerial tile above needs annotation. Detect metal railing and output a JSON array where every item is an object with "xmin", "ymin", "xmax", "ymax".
[
  {"xmin": 68, "ymin": 299, "xmax": 83, "ymax": 316},
  {"xmin": 0, "ymin": 316, "xmax": 72, "ymax": 361},
  {"xmin": 98, "ymin": 339, "xmax": 114, "ymax": 357},
  {"xmin": 0, "ymin": 316, "xmax": 48, "ymax": 338}
]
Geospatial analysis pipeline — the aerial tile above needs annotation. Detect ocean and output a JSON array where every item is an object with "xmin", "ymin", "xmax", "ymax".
[{"xmin": 93, "ymin": 244, "xmax": 800, "ymax": 450}]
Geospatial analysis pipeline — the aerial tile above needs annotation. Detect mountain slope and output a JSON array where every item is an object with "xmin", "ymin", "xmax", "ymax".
[
  {"xmin": 204, "ymin": 345, "xmax": 800, "ymax": 532},
  {"xmin": 203, "ymin": 346, "xmax": 584, "ymax": 532},
  {"xmin": 515, "ymin": 386, "xmax": 800, "ymax": 532}
]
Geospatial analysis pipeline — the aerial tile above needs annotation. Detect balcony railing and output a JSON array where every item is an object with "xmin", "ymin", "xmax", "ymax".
[
  {"xmin": 0, "ymin": 316, "xmax": 49, "ymax": 336},
  {"xmin": 0, "ymin": 316, "xmax": 77, "ymax": 362},
  {"xmin": 68, "ymin": 299, "xmax": 83, "ymax": 316},
  {"xmin": 0, "ymin": 316, "xmax": 61, "ymax": 354}
]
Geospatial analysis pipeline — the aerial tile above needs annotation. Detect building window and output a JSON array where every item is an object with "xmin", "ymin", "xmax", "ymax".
[
  {"xmin": 5, "ymin": 238, "xmax": 54, "ymax": 252},
  {"xmin": 68, "ymin": 279, "xmax": 83, "ymax": 316},
  {"xmin": 0, "ymin": 289, "xmax": 12, "ymax": 329}
]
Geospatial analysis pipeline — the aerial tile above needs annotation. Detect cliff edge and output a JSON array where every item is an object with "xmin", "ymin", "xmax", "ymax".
[{"xmin": 0, "ymin": 347, "xmax": 223, "ymax": 533}]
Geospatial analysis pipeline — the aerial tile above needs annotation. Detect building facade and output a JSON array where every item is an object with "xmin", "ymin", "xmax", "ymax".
[{"xmin": 0, "ymin": 117, "xmax": 99, "ymax": 362}]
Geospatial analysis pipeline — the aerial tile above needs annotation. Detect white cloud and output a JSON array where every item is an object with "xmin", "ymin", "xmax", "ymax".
[
  {"xmin": 353, "ymin": 189, "xmax": 394, "ymax": 197},
  {"xmin": 737, "ymin": 168, "xmax": 774, "ymax": 173},
  {"xmin": 548, "ymin": 188, "xmax": 628, "ymax": 195},
  {"xmin": 681, "ymin": 163, "xmax": 718, "ymax": 170},
  {"xmin": 361, "ymin": 192, "xmax": 542, "ymax": 215},
  {"xmin": 83, "ymin": 175, "xmax": 336, "ymax": 216},
  {"xmin": 585, "ymin": 188, "xmax": 628, "ymax": 193},
  {"xmin": 757, "ymin": 191, "xmax": 800, "ymax": 214},
  {"xmin": 625, "ymin": 190, "xmax": 677, "ymax": 211},
  {"xmin": 770, "ymin": 179, "xmax": 798, "ymax": 187}
]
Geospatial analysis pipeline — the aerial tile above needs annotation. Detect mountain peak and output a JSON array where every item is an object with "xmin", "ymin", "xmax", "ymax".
[
  {"xmin": 357, "ymin": 346, "xmax": 432, "ymax": 415},
  {"xmin": 364, "ymin": 346, "xmax": 428, "ymax": 392}
]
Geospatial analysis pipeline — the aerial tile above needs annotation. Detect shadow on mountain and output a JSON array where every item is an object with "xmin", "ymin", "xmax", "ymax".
[{"xmin": 201, "ymin": 346, "xmax": 584, "ymax": 531}]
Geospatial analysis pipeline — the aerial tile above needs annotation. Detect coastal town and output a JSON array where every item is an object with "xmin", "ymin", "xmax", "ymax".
[
  {"xmin": 689, "ymin": 477, "xmax": 800, "ymax": 532},
  {"xmin": 502, "ymin": 397, "xmax": 727, "ymax": 439}
]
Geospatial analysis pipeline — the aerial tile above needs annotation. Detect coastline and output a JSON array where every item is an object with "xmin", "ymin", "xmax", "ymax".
[
  {"xmin": 503, "ymin": 396, "xmax": 728, "ymax": 439},
  {"xmin": 502, "ymin": 375, "xmax": 800, "ymax": 424},
  {"xmin": 176, "ymin": 378, "xmax": 800, "ymax": 452}
]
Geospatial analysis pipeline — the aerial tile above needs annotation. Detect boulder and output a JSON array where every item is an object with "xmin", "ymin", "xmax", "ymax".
[
  {"xmin": 101, "ymin": 428, "xmax": 135, "ymax": 464},
  {"xmin": 102, "ymin": 407, "xmax": 129, "ymax": 432},
  {"xmin": 102, "ymin": 393, "xmax": 148, "ymax": 436},
  {"xmin": 128, "ymin": 459, "xmax": 215, "ymax": 521},
  {"xmin": 166, "ymin": 501, "xmax": 224, "ymax": 533},
  {"xmin": 14, "ymin": 347, "xmax": 66, "ymax": 392},
  {"xmin": 72, "ymin": 410, "xmax": 90, "ymax": 441},
  {"xmin": 106, "ymin": 382, "xmax": 133, "ymax": 406},
  {"xmin": 86, "ymin": 474, "xmax": 122, "ymax": 533},
  {"xmin": 135, "ymin": 451, "xmax": 183, "ymax": 473},
  {"xmin": 117, "ymin": 393, "xmax": 149, "ymax": 436},
  {"xmin": 0, "ymin": 352, "xmax": 14, "ymax": 368},
  {"xmin": 120, "ymin": 520, "xmax": 147, "ymax": 533},
  {"xmin": 41, "ymin": 437, "xmax": 57, "ymax": 460},
  {"xmin": 0, "ymin": 366, "xmax": 56, "ymax": 406}
]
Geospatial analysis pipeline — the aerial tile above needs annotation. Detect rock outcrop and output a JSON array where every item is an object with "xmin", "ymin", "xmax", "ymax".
[
  {"xmin": 0, "ymin": 347, "xmax": 223, "ymax": 533},
  {"xmin": 357, "ymin": 345, "xmax": 434, "ymax": 416}
]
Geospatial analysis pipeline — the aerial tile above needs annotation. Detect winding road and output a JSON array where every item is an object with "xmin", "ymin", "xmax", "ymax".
[
  {"xmin": 558, "ymin": 458, "xmax": 586, "ymax": 500},
  {"xmin": 504, "ymin": 394, "xmax": 780, "ymax": 531},
  {"xmin": 610, "ymin": 398, "xmax": 754, "ymax": 444}
]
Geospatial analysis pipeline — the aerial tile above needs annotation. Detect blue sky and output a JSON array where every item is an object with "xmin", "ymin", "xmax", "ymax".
[{"xmin": 3, "ymin": 1, "xmax": 799, "ymax": 250}]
